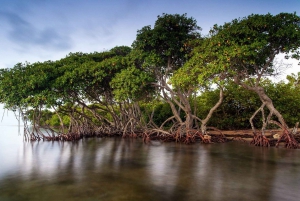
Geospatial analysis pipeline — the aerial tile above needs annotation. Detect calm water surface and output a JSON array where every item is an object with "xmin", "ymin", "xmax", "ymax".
[{"xmin": 1, "ymin": 126, "xmax": 300, "ymax": 201}]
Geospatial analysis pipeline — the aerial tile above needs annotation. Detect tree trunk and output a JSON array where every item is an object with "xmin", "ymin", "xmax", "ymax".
[
  {"xmin": 201, "ymin": 86, "xmax": 224, "ymax": 134},
  {"xmin": 254, "ymin": 86, "xmax": 288, "ymax": 129},
  {"xmin": 185, "ymin": 111, "xmax": 194, "ymax": 130},
  {"xmin": 234, "ymin": 76, "xmax": 289, "ymax": 130}
]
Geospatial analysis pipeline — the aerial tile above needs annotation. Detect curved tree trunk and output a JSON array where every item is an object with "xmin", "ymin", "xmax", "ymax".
[
  {"xmin": 235, "ymin": 76, "xmax": 289, "ymax": 131},
  {"xmin": 201, "ymin": 86, "xmax": 224, "ymax": 134},
  {"xmin": 254, "ymin": 86, "xmax": 288, "ymax": 129}
]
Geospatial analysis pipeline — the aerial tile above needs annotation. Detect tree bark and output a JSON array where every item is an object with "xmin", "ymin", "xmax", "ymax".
[
  {"xmin": 201, "ymin": 86, "xmax": 224, "ymax": 134},
  {"xmin": 254, "ymin": 86, "xmax": 288, "ymax": 129}
]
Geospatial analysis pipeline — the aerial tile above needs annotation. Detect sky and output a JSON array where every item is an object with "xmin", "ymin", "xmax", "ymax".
[{"xmin": 0, "ymin": 0, "xmax": 299, "ymax": 125}]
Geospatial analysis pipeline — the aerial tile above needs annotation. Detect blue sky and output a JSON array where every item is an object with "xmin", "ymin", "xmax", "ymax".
[{"xmin": 0, "ymin": 0, "xmax": 299, "ymax": 76}]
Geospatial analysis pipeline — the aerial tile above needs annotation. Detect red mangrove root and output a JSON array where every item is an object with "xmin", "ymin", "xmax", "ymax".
[
  {"xmin": 276, "ymin": 130, "xmax": 299, "ymax": 149},
  {"xmin": 250, "ymin": 133, "xmax": 270, "ymax": 147}
]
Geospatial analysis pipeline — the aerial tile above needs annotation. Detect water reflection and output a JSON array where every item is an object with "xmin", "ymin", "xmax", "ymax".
[{"xmin": 0, "ymin": 136, "xmax": 300, "ymax": 201}]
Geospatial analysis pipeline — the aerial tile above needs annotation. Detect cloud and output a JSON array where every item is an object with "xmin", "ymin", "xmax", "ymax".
[{"xmin": 0, "ymin": 11, "xmax": 72, "ymax": 51}]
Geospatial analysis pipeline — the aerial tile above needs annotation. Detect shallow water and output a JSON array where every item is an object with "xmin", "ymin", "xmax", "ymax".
[{"xmin": 1, "ymin": 127, "xmax": 300, "ymax": 201}]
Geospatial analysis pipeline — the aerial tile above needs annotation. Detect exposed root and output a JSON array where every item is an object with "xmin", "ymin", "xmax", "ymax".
[
  {"xmin": 250, "ymin": 132, "xmax": 270, "ymax": 147},
  {"xmin": 184, "ymin": 129, "xmax": 196, "ymax": 144},
  {"xmin": 295, "ymin": 135, "xmax": 300, "ymax": 143},
  {"xmin": 276, "ymin": 130, "xmax": 299, "ymax": 149},
  {"xmin": 43, "ymin": 133, "xmax": 82, "ymax": 141}
]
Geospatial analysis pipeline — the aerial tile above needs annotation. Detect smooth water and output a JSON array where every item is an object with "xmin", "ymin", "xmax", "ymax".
[{"xmin": 1, "ymin": 127, "xmax": 300, "ymax": 201}]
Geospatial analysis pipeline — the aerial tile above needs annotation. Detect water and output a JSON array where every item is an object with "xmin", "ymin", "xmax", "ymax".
[{"xmin": 1, "ymin": 127, "xmax": 300, "ymax": 201}]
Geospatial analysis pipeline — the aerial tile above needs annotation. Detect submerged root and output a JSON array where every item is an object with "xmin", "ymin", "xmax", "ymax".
[
  {"xmin": 173, "ymin": 125, "xmax": 186, "ymax": 143},
  {"xmin": 250, "ymin": 133, "xmax": 270, "ymax": 147}
]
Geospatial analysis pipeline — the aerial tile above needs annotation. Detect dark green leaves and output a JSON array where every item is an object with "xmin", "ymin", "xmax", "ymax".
[
  {"xmin": 132, "ymin": 13, "xmax": 201, "ymax": 72},
  {"xmin": 111, "ymin": 66, "xmax": 155, "ymax": 101}
]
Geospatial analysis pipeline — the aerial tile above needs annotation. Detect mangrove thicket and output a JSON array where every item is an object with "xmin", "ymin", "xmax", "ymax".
[{"xmin": 0, "ymin": 12, "xmax": 300, "ymax": 148}]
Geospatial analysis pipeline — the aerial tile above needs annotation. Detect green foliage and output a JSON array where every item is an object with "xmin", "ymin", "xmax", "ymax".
[
  {"xmin": 286, "ymin": 72, "xmax": 300, "ymax": 87},
  {"xmin": 195, "ymin": 78, "xmax": 300, "ymax": 129},
  {"xmin": 201, "ymin": 82, "xmax": 261, "ymax": 129},
  {"xmin": 43, "ymin": 113, "xmax": 70, "ymax": 127},
  {"xmin": 140, "ymin": 100, "xmax": 175, "ymax": 128},
  {"xmin": 188, "ymin": 13, "xmax": 300, "ymax": 83},
  {"xmin": 263, "ymin": 79, "xmax": 300, "ymax": 127},
  {"xmin": 47, "ymin": 114, "xmax": 61, "ymax": 127},
  {"xmin": 111, "ymin": 66, "xmax": 155, "ymax": 101},
  {"xmin": 132, "ymin": 13, "xmax": 201, "ymax": 72},
  {"xmin": 0, "ymin": 62, "xmax": 59, "ymax": 109}
]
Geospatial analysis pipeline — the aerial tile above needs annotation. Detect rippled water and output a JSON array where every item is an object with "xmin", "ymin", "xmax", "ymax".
[{"xmin": 1, "ymin": 127, "xmax": 300, "ymax": 201}]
